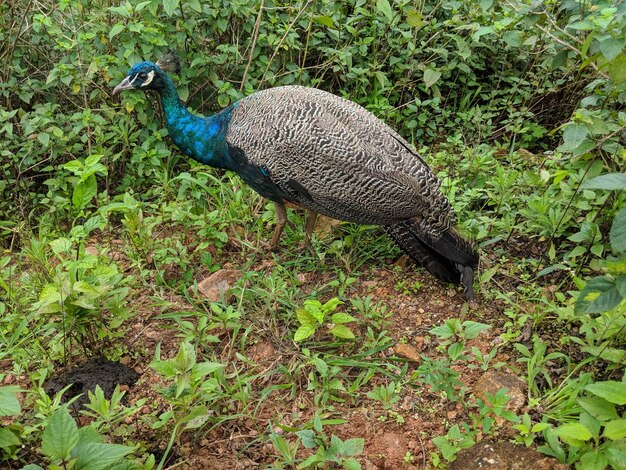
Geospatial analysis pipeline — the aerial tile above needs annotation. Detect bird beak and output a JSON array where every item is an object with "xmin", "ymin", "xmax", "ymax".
[{"xmin": 112, "ymin": 76, "xmax": 133, "ymax": 95}]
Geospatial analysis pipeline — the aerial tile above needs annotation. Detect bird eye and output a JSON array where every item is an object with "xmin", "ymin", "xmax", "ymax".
[{"xmin": 138, "ymin": 72, "xmax": 148, "ymax": 80}]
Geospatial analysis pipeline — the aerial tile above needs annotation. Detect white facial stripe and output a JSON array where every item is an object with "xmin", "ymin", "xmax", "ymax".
[
  {"xmin": 129, "ymin": 73, "xmax": 138, "ymax": 84},
  {"xmin": 141, "ymin": 70, "xmax": 155, "ymax": 87}
]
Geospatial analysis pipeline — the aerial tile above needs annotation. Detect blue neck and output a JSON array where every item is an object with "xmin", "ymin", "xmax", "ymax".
[{"xmin": 158, "ymin": 75, "xmax": 233, "ymax": 169}]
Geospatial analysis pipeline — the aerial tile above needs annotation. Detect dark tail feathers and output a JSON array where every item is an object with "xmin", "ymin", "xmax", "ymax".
[{"xmin": 384, "ymin": 220, "xmax": 479, "ymax": 300}]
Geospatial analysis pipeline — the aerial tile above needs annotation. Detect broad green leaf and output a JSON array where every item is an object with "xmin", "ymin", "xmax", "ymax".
[
  {"xmin": 162, "ymin": 0, "xmax": 179, "ymax": 16},
  {"xmin": 191, "ymin": 361, "xmax": 224, "ymax": 379},
  {"xmin": 423, "ymin": 68, "xmax": 441, "ymax": 89},
  {"xmin": 295, "ymin": 429, "xmax": 317, "ymax": 449},
  {"xmin": 175, "ymin": 342, "xmax": 196, "ymax": 371},
  {"xmin": 297, "ymin": 308, "xmax": 318, "ymax": 327},
  {"xmin": 579, "ymin": 450, "xmax": 608, "ymax": 470},
  {"xmin": 73, "ymin": 175, "xmax": 97, "ymax": 209},
  {"xmin": 610, "ymin": 207, "xmax": 626, "ymax": 252},
  {"xmin": 447, "ymin": 342, "xmax": 464, "ymax": 360},
  {"xmin": 581, "ymin": 173, "xmax": 626, "ymax": 191},
  {"xmin": 50, "ymin": 237, "xmax": 72, "ymax": 254},
  {"xmin": 406, "ymin": 9, "xmax": 423, "ymax": 28},
  {"xmin": 42, "ymin": 407, "xmax": 79, "ymax": 461},
  {"xmin": 575, "ymin": 276, "xmax": 621, "ymax": 315},
  {"xmin": 0, "ymin": 427, "xmax": 20, "ymax": 448},
  {"xmin": 376, "ymin": 0, "xmax": 394, "ymax": 22},
  {"xmin": 603, "ymin": 419, "xmax": 626, "ymax": 440},
  {"xmin": 578, "ymin": 396, "xmax": 618, "ymax": 421},
  {"xmin": 329, "ymin": 324, "xmax": 355, "ymax": 339},
  {"xmin": 322, "ymin": 297, "xmax": 343, "ymax": 313},
  {"xmin": 462, "ymin": 321, "xmax": 491, "ymax": 339},
  {"xmin": 609, "ymin": 53, "xmax": 626, "ymax": 84},
  {"xmin": 21, "ymin": 466, "xmax": 44, "ymax": 470},
  {"xmin": 0, "ymin": 386, "xmax": 22, "ymax": 416},
  {"xmin": 294, "ymin": 324, "xmax": 315, "ymax": 342},
  {"xmin": 554, "ymin": 423, "xmax": 593, "ymax": 442},
  {"xmin": 616, "ymin": 275, "xmax": 626, "ymax": 298},
  {"xmin": 330, "ymin": 312, "xmax": 356, "ymax": 324},
  {"xmin": 73, "ymin": 442, "xmax": 134, "ymax": 470},
  {"xmin": 313, "ymin": 15, "xmax": 334, "ymax": 27},
  {"xmin": 109, "ymin": 23, "xmax": 125, "ymax": 40},
  {"xmin": 585, "ymin": 381, "xmax": 626, "ymax": 405},
  {"xmin": 37, "ymin": 132, "xmax": 50, "ymax": 146},
  {"xmin": 560, "ymin": 123, "xmax": 589, "ymax": 152},
  {"xmin": 599, "ymin": 38, "xmax": 625, "ymax": 62},
  {"xmin": 343, "ymin": 458, "xmax": 362, "ymax": 470}
]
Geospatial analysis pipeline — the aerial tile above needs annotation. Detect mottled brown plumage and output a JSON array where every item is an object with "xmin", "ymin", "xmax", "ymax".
[{"xmin": 113, "ymin": 60, "xmax": 479, "ymax": 298}]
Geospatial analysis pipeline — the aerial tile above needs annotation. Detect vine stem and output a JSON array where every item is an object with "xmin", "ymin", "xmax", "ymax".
[{"xmin": 240, "ymin": 0, "xmax": 265, "ymax": 92}]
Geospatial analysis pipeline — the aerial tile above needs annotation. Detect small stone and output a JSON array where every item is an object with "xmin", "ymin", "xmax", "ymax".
[
  {"xmin": 364, "ymin": 459, "xmax": 379, "ymax": 470},
  {"xmin": 195, "ymin": 269, "xmax": 242, "ymax": 301},
  {"xmin": 393, "ymin": 343, "xmax": 421, "ymax": 363},
  {"xmin": 363, "ymin": 280, "xmax": 377, "ymax": 288},
  {"xmin": 474, "ymin": 371, "xmax": 527, "ymax": 413},
  {"xmin": 85, "ymin": 245, "xmax": 98, "ymax": 256}
]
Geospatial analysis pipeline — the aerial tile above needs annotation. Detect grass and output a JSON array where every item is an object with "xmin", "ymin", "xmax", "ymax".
[{"xmin": 0, "ymin": 142, "xmax": 624, "ymax": 469}]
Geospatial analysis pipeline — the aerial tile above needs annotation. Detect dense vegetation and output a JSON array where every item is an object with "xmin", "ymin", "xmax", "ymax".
[{"xmin": 1, "ymin": 0, "xmax": 625, "ymax": 468}]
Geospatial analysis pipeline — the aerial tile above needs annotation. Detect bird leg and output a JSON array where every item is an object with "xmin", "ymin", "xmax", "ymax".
[
  {"xmin": 300, "ymin": 210, "xmax": 318, "ymax": 253},
  {"xmin": 269, "ymin": 201, "xmax": 287, "ymax": 249}
]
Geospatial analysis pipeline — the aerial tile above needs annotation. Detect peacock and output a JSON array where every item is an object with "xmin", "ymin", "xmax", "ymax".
[{"xmin": 113, "ymin": 54, "xmax": 479, "ymax": 299}]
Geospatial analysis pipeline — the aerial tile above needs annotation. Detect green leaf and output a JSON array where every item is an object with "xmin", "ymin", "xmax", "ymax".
[
  {"xmin": 610, "ymin": 207, "xmax": 626, "ymax": 252},
  {"xmin": 295, "ymin": 429, "xmax": 317, "ymax": 449},
  {"xmin": 603, "ymin": 419, "xmax": 626, "ymax": 440},
  {"xmin": 423, "ymin": 68, "xmax": 441, "ymax": 89},
  {"xmin": 322, "ymin": 297, "xmax": 343, "ymax": 313},
  {"xmin": 37, "ymin": 132, "xmax": 50, "ymax": 146},
  {"xmin": 575, "ymin": 276, "xmax": 621, "ymax": 315},
  {"xmin": 42, "ymin": 407, "xmax": 79, "ymax": 461},
  {"xmin": 554, "ymin": 423, "xmax": 593, "ymax": 443},
  {"xmin": 162, "ymin": 0, "xmax": 179, "ymax": 16},
  {"xmin": 560, "ymin": 123, "xmax": 589, "ymax": 152},
  {"xmin": 73, "ymin": 175, "xmax": 97, "ymax": 209},
  {"xmin": 585, "ymin": 381, "xmax": 626, "ymax": 405},
  {"xmin": 582, "ymin": 173, "xmax": 626, "ymax": 191},
  {"xmin": 109, "ymin": 23, "xmax": 125, "ymax": 40},
  {"xmin": 73, "ymin": 442, "xmax": 134, "ymax": 470},
  {"xmin": 599, "ymin": 38, "xmax": 625, "ymax": 62},
  {"xmin": 0, "ymin": 386, "xmax": 22, "ymax": 416},
  {"xmin": 343, "ymin": 458, "xmax": 362, "ymax": 470},
  {"xmin": 578, "ymin": 396, "xmax": 618, "ymax": 421},
  {"xmin": 609, "ymin": 53, "xmax": 626, "ymax": 84},
  {"xmin": 579, "ymin": 450, "xmax": 608, "ymax": 470},
  {"xmin": 330, "ymin": 312, "xmax": 356, "ymax": 324},
  {"xmin": 21, "ymin": 466, "xmax": 44, "ymax": 470},
  {"xmin": 191, "ymin": 361, "xmax": 224, "ymax": 379},
  {"xmin": 294, "ymin": 324, "xmax": 315, "ymax": 342},
  {"xmin": 313, "ymin": 15, "xmax": 334, "ymax": 28},
  {"xmin": 0, "ymin": 427, "xmax": 20, "ymax": 448},
  {"xmin": 462, "ymin": 321, "xmax": 491, "ymax": 339},
  {"xmin": 376, "ymin": 0, "xmax": 394, "ymax": 22},
  {"xmin": 50, "ymin": 237, "xmax": 72, "ymax": 254},
  {"xmin": 616, "ymin": 275, "xmax": 626, "ymax": 298},
  {"xmin": 329, "ymin": 324, "xmax": 355, "ymax": 339},
  {"xmin": 406, "ymin": 9, "xmax": 423, "ymax": 28}
]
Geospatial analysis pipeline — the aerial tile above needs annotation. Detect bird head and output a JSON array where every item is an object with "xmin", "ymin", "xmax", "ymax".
[{"xmin": 112, "ymin": 53, "xmax": 180, "ymax": 95}]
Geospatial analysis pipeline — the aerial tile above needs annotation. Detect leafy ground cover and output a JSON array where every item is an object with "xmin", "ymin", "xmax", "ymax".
[{"xmin": 1, "ymin": 0, "xmax": 625, "ymax": 469}]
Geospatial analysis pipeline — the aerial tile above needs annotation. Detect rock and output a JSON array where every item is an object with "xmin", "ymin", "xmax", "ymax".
[
  {"xmin": 85, "ymin": 245, "xmax": 99, "ymax": 256},
  {"xmin": 449, "ymin": 441, "xmax": 568, "ymax": 470},
  {"xmin": 393, "ymin": 343, "xmax": 421, "ymax": 363},
  {"xmin": 474, "ymin": 371, "xmax": 526, "ymax": 413},
  {"xmin": 196, "ymin": 269, "xmax": 242, "ymax": 301}
]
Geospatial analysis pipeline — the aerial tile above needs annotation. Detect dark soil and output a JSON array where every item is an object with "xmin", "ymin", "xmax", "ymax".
[{"xmin": 45, "ymin": 357, "xmax": 139, "ymax": 412}]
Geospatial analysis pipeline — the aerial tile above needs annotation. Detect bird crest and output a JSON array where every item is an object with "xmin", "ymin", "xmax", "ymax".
[{"xmin": 156, "ymin": 52, "xmax": 181, "ymax": 75}]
